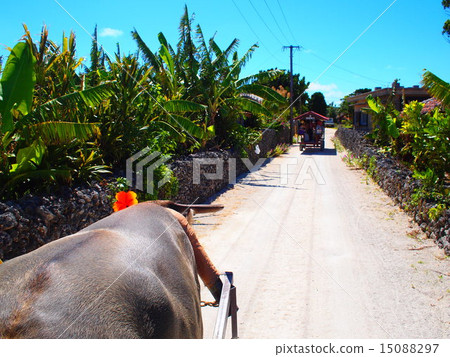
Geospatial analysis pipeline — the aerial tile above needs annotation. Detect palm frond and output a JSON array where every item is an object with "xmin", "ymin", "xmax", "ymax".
[
  {"xmin": 164, "ymin": 114, "xmax": 205, "ymax": 139},
  {"xmin": 41, "ymin": 81, "xmax": 115, "ymax": 111},
  {"xmin": 240, "ymin": 84, "xmax": 287, "ymax": 103},
  {"xmin": 31, "ymin": 121, "xmax": 100, "ymax": 145},
  {"xmin": 225, "ymin": 97, "xmax": 271, "ymax": 116},
  {"xmin": 132, "ymin": 29, "xmax": 161, "ymax": 70},
  {"xmin": 237, "ymin": 69, "xmax": 284, "ymax": 86},
  {"xmin": 422, "ymin": 70, "xmax": 450, "ymax": 108},
  {"xmin": 163, "ymin": 100, "xmax": 206, "ymax": 113}
]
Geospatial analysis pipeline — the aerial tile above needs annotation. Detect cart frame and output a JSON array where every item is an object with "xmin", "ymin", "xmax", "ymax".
[{"xmin": 298, "ymin": 117, "xmax": 325, "ymax": 151}]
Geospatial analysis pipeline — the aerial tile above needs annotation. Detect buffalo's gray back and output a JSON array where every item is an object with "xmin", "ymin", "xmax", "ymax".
[{"xmin": 0, "ymin": 203, "xmax": 202, "ymax": 338}]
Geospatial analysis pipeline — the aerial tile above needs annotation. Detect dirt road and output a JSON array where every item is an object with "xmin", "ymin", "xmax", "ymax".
[{"xmin": 195, "ymin": 128, "xmax": 449, "ymax": 339}]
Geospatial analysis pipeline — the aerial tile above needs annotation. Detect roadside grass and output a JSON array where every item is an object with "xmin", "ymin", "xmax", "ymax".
[
  {"xmin": 331, "ymin": 136, "xmax": 344, "ymax": 152},
  {"xmin": 266, "ymin": 143, "xmax": 290, "ymax": 158}
]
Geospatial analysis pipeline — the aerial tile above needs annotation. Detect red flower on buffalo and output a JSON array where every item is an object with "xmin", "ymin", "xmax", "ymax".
[{"xmin": 113, "ymin": 191, "xmax": 138, "ymax": 212}]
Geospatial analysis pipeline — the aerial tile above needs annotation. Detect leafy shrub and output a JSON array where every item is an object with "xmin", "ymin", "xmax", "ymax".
[
  {"xmin": 227, "ymin": 125, "xmax": 261, "ymax": 157},
  {"xmin": 1, "ymin": 11, "xmax": 288, "ymax": 201},
  {"xmin": 267, "ymin": 143, "xmax": 289, "ymax": 157},
  {"xmin": 341, "ymin": 152, "xmax": 364, "ymax": 168}
]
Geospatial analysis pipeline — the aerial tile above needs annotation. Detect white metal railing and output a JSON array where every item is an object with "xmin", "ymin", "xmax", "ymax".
[{"xmin": 212, "ymin": 272, "xmax": 238, "ymax": 339}]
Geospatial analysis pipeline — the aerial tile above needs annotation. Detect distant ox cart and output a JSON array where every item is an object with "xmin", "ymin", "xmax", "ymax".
[{"xmin": 295, "ymin": 111, "xmax": 327, "ymax": 151}]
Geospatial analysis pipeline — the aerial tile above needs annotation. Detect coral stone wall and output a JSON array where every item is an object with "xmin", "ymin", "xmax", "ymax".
[
  {"xmin": 0, "ymin": 184, "xmax": 113, "ymax": 261},
  {"xmin": 0, "ymin": 129, "xmax": 288, "ymax": 260}
]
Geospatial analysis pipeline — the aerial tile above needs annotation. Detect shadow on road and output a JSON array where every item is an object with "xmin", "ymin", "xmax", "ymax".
[
  {"xmin": 300, "ymin": 147, "xmax": 337, "ymax": 156},
  {"xmin": 236, "ymin": 171, "xmax": 307, "ymax": 191}
]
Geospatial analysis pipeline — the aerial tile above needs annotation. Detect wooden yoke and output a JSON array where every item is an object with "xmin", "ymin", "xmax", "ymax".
[{"xmin": 167, "ymin": 209, "xmax": 223, "ymax": 302}]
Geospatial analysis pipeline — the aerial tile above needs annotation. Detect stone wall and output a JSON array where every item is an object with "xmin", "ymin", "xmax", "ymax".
[
  {"xmin": 335, "ymin": 127, "xmax": 450, "ymax": 254},
  {"xmin": 0, "ymin": 184, "xmax": 113, "ymax": 261},
  {"xmin": 0, "ymin": 129, "xmax": 287, "ymax": 261},
  {"xmin": 171, "ymin": 128, "xmax": 288, "ymax": 203}
]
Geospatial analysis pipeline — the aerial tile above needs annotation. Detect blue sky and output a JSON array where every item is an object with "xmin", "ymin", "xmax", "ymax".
[{"xmin": 1, "ymin": 0, "xmax": 449, "ymax": 104}]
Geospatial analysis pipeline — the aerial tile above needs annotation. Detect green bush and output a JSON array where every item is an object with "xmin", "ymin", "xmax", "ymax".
[
  {"xmin": 1, "ymin": 10, "xmax": 288, "ymax": 201},
  {"xmin": 267, "ymin": 143, "xmax": 289, "ymax": 157}
]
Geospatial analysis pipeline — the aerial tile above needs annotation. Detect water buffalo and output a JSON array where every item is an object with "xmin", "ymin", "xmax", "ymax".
[{"xmin": 0, "ymin": 201, "xmax": 223, "ymax": 338}]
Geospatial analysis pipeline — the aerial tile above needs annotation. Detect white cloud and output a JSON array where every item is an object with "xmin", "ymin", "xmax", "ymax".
[
  {"xmin": 99, "ymin": 28, "xmax": 123, "ymax": 38},
  {"xmin": 307, "ymin": 82, "xmax": 345, "ymax": 104},
  {"xmin": 308, "ymin": 82, "xmax": 337, "ymax": 92},
  {"xmin": 385, "ymin": 64, "xmax": 406, "ymax": 71}
]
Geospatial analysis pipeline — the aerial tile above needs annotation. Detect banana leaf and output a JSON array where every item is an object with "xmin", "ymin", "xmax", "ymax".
[
  {"xmin": 164, "ymin": 114, "xmax": 206, "ymax": 139},
  {"xmin": 132, "ymin": 29, "xmax": 162, "ymax": 71},
  {"xmin": 365, "ymin": 95, "xmax": 381, "ymax": 114},
  {"xmin": 225, "ymin": 97, "xmax": 272, "ymax": 117},
  {"xmin": 0, "ymin": 42, "xmax": 36, "ymax": 132},
  {"xmin": 240, "ymin": 84, "xmax": 287, "ymax": 103},
  {"xmin": 422, "ymin": 71, "xmax": 450, "ymax": 108},
  {"xmin": 31, "ymin": 121, "xmax": 100, "ymax": 145},
  {"xmin": 10, "ymin": 139, "xmax": 46, "ymax": 174},
  {"xmin": 163, "ymin": 100, "xmax": 206, "ymax": 113},
  {"xmin": 41, "ymin": 81, "xmax": 115, "ymax": 111}
]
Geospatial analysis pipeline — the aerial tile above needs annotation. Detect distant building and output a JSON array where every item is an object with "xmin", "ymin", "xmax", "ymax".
[
  {"xmin": 294, "ymin": 110, "xmax": 329, "ymax": 123},
  {"xmin": 420, "ymin": 98, "xmax": 442, "ymax": 114},
  {"xmin": 346, "ymin": 81, "xmax": 430, "ymax": 129},
  {"xmin": 293, "ymin": 111, "xmax": 329, "ymax": 136}
]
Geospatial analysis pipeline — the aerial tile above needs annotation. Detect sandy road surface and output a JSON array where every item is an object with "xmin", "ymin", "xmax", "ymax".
[{"xmin": 194, "ymin": 128, "xmax": 449, "ymax": 339}]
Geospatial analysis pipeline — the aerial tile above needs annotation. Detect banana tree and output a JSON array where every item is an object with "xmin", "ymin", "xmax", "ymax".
[
  {"xmin": 191, "ymin": 32, "xmax": 286, "ymax": 145},
  {"xmin": 132, "ymin": 29, "xmax": 212, "ymax": 145},
  {"xmin": 363, "ymin": 95, "xmax": 399, "ymax": 146},
  {"xmin": 177, "ymin": 7, "xmax": 286, "ymax": 137},
  {"xmin": 134, "ymin": 8, "xmax": 286, "ymax": 148},
  {"xmin": 0, "ymin": 42, "xmax": 36, "ymax": 133},
  {"xmin": 422, "ymin": 70, "xmax": 450, "ymax": 108},
  {"xmin": 0, "ymin": 38, "xmax": 113, "ymax": 198}
]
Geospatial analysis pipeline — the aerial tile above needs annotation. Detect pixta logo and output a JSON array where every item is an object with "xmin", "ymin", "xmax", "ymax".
[{"xmin": 126, "ymin": 148, "xmax": 171, "ymax": 194}]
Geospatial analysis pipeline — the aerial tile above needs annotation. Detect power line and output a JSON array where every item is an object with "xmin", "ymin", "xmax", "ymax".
[
  {"xmin": 276, "ymin": 0, "xmax": 298, "ymax": 44},
  {"xmin": 313, "ymin": 0, "xmax": 399, "ymax": 84},
  {"xmin": 306, "ymin": 50, "xmax": 388, "ymax": 86},
  {"xmin": 304, "ymin": 68, "xmax": 390, "ymax": 89},
  {"xmin": 231, "ymin": 0, "xmax": 284, "ymax": 63},
  {"xmin": 248, "ymin": 0, "xmax": 284, "ymax": 46},
  {"xmin": 253, "ymin": 0, "xmax": 400, "ymax": 143},
  {"xmin": 263, "ymin": 0, "xmax": 291, "ymax": 44}
]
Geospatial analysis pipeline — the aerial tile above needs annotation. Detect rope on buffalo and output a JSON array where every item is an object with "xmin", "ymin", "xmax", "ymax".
[{"xmin": 200, "ymin": 300, "xmax": 219, "ymax": 307}]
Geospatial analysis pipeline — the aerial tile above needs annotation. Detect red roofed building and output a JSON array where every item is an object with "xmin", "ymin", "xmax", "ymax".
[
  {"xmin": 420, "ymin": 98, "xmax": 442, "ymax": 114},
  {"xmin": 294, "ymin": 111, "xmax": 329, "ymax": 123}
]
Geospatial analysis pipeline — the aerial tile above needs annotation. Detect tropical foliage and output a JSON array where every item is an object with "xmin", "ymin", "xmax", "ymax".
[
  {"xmin": 360, "ymin": 72, "xmax": 449, "ymax": 212},
  {"xmin": 363, "ymin": 94, "xmax": 399, "ymax": 146},
  {"xmin": 442, "ymin": 0, "xmax": 450, "ymax": 41},
  {"xmin": 422, "ymin": 70, "xmax": 450, "ymax": 108},
  {"xmin": 308, "ymin": 92, "xmax": 328, "ymax": 116},
  {"xmin": 0, "ymin": 7, "xmax": 288, "ymax": 200},
  {"xmin": 0, "ymin": 29, "xmax": 113, "ymax": 199},
  {"xmin": 254, "ymin": 69, "xmax": 309, "ymax": 121}
]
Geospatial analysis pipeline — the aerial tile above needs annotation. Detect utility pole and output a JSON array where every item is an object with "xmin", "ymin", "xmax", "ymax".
[{"xmin": 282, "ymin": 45, "xmax": 300, "ymax": 144}]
